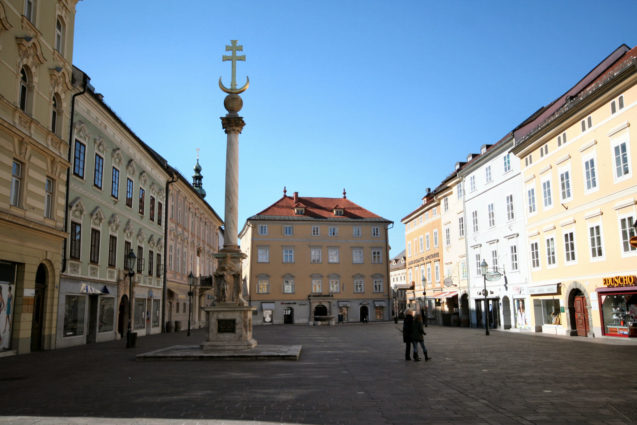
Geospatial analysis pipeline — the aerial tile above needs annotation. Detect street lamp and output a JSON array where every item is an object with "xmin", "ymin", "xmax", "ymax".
[
  {"xmin": 422, "ymin": 276, "xmax": 428, "ymax": 327},
  {"xmin": 480, "ymin": 259, "xmax": 489, "ymax": 336},
  {"xmin": 187, "ymin": 272, "xmax": 195, "ymax": 336},
  {"xmin": 126, "ymin": 249, "xmax": 137, "ymax": 348}
]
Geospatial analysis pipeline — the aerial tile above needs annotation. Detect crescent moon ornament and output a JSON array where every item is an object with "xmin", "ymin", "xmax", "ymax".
[{"xmin": 219, "ymin": 76, "xmax": 250, "ymax": 94}]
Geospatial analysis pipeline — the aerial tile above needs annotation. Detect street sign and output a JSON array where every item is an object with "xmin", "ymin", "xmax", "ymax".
[
  {"xmin": 485, "ymin": 271, "xmax": 502, "ymax": 282},
  {"xmin": 630, "ymin": 236, "xmax": 637, "ymax": 248}
]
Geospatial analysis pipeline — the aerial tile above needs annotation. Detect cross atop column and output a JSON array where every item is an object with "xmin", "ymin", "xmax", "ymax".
[{"xmin": 222, "ymin": 40, "xmax": 246, "ymax": 91}]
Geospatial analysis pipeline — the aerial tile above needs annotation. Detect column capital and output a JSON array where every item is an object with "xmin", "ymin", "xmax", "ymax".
[{"xmin": 221, "ymin": 116, "xmax": 246, "ymax": 134}]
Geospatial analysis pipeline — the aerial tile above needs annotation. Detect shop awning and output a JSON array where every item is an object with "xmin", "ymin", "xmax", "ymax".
[
  {"xmin": 80, "ymin": 283, "xmax": 105, "ymax": 295},
  {"xmin": 433, "ymin": 291, "xmax": 458, "ymax": 299}
]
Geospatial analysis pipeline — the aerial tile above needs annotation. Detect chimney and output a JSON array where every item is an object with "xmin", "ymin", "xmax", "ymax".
[{"xmin": 293, "ymin": 192, "xmax": 298, "ymax": 203}]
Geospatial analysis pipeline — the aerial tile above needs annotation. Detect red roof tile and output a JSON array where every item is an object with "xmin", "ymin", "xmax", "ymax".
[{"xmin": 251, "ymin": 195, "xmax": 388, "ymax": 221}]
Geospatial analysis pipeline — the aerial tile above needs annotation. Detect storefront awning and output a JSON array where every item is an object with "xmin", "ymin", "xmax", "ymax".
[
  {"xmin": 261, "ymin": 302, "xmax": 275, "ymax": 310},
  {"xmin": 80, "ymin": 283, "xmax": 105, "ymax": 295},
  {"xmin": 433, "ymin": 291, "xmax": 458, "ymax": 299}
]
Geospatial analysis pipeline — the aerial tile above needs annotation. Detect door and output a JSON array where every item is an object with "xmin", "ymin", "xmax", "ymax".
[
  {"xmin": 283, "ymin": 307, "xmax": 294, "ymax": 324},
  {"xmin": 502, "ymin": 297, "xmax": 512, "ymax": 329},
  {"xmin": 574, "ymin": 296, "xmax": 589, "ymax": 337},
  {"xmin": 31, "ymin": 265, "xmax": 47, "ymax": 351},
  {"xmin": 87, "ymin": 295, "xmax": 98, "ymax": 344},
  {"xmin": 360, "ymin": 306, "xmax": 368, "ymax": 322}
]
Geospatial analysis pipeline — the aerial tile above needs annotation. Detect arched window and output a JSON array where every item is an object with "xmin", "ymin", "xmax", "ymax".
[
  {"xmin": 55, "ymin": 18, "xmax": 64, "ymax": 54},
  {"xmin": 51, "ymin": 93, "xmax": 62, "ymax": 136},
  {"xmin": 19, "ymin": 68, "xmax": 29, "ymax": 112}
]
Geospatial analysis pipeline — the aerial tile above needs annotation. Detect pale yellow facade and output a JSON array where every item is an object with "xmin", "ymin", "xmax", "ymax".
[
  {"xmin": 513, "ymin": 59, "xmax": 637, "ymax": 338},
  {"xmin": 0, "ymin": 0, "xmax": 78, "ymax": 353}
]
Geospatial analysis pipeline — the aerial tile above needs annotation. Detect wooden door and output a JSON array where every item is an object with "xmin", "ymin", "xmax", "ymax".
[{"xmin": 574, "ymin": 296, "xmax": 589, "ymax": 337}]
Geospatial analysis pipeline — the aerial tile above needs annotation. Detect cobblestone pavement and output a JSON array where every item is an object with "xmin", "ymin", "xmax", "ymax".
[{"xmin": 0, "ymin": 323, "xmax": 636, "ymax": 425}]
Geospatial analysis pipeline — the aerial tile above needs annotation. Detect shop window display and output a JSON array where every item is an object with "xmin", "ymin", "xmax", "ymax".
[
  {"xmin": 64, "ymin": 295, "xmax": 85, "ymax": 337},
  {"xmin": 134, "ymin": 298, "xmax": 146, "ymax": 330},
  {"xmin": 540, "ymin": 299, "xmax": 561, "ymax": 325},
  {"xmin": 152, "ymin": 299, "xmax": 160, "ymax": 327},
  {"xmin": 98, "ymin": 297, "xmax": 114, "ymax": 332},
  {"xmin": 601, "ymin": 294, "xmax": 637, "ymax": 337}
]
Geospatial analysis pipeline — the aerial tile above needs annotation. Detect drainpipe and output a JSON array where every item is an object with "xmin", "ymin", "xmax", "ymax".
[
  {"xmin": 385, "ymin": 221, "xmax": 394, "ymax": 321},
  {"xmin": 162, "ymin": 171, "xmax": 177, "ymax": 332},
  {"xmin": 61, "ymin": 71, "xmax": 90, "ymax": 273}
]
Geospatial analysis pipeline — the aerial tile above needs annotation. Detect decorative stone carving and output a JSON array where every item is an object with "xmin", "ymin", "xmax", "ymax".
[
  {"xmin": 139, "ymin": 171, "xmax": 148, "ymax": 186},
  {"xmin": 91, "ymin": 207, "xmax": 104, "ymax": 227},
  {"xmin": 69, "ymin": 262, "xmax": 80, "ymax": 275},
  {"xmin": 94, "ymin": 137, "xmax": 105, "ymax": 154},
  {"xmin": 89, "ymin": 265, "xmax": 98, "ymax": 278},
  {"xmin": 16, "ymin": 36, "xmax": 46, "ymax": 72},
  {"xmin": 74, "ymin": 121, "xmax": 88, "ymax": 141},
  {"xmin": 112, "ymin": 148, "xmax": 122, "ymax": 167},
  {"xmin": 13, "ymin": 137, "xmax": 28, "ymax": 161},
  {"xmin": 136, "ymin": 229, "xmax": 145, "ymax": 244},
  {"xmin": 150, "ymin": 182, "xmax": 158, "ymax": 195},
  {"xmin": 0, "ymin": 2, "xmax": 12, "ymax": 33},
  {"xmin": 48, "ymin": 67, "xmax": 72, "ymax": 95},
  {"xmin": 148, "ymin": 234, "xmax": 155, "ymax": 246},
  {"xmin": 124, "ymin": 220, "xmax": 133, "ymax": 239},
  {"xmin": 69, "ymin": 198, "xmax": 85, "ymax": 219},
  {"xmin": 108, "ymin": 213, "xmax": 120, "ymax": 232},
  {"xmin": 155, "ymin": 237, "xmax": 163, "ymax": 250},
  {"xmin": 127, "ymin": 160, "xmax": 136, "ymax": 176}
]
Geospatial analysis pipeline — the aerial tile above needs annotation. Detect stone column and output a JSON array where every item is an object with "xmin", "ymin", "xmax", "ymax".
[{"xmin": 220, "ymin": 110, "xmax": 245, "ymax": 249}]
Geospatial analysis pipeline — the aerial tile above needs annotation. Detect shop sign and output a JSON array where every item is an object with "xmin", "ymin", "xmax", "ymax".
[
  {"xmin": 528, "ymin": 284, "xmax": 558, "ymax": 295},
  {"xmin": 602, "ymin": 275, "xmax": 636, "ymax": 287}
]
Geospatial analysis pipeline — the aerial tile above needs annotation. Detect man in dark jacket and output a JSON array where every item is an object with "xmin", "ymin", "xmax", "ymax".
[
  {"xmin": 402, "ymin": 309, "xmax": 414, "ymax": 360},
  {"xmin": 411, "ymin": 314, "xmax": 430, "ymax": 362}
]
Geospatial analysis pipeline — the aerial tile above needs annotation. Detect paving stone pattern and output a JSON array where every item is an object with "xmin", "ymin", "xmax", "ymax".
[{"xmin": 0, "ymin": 323, "xmax": 636, "ymax": 425}]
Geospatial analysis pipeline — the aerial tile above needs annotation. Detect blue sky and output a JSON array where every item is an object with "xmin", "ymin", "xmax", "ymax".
[{"xmin": 73, "ymin": 0, "xmax": 637, "ymax": 257}]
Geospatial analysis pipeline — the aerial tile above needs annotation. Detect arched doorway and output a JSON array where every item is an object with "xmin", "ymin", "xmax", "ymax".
[
  {"xmin": 31, "ymin": 264, "xmax": 47, "ymax": 351},
  {"xmin": 118, "ymin": 295, "xmax": 128, "ymax": 338},
  {"xmin": 360, "ymin": 305, "xmax": 368, "ymax": 322},
  {"xmin": 568, "ymin": 289, "xmax": 589, "ymax": 337},
  {"xmin": 283, "ymin": 307, "xmax": 294, "ymax": 324},
  {"xmin": 314, "ymin": 304, "xmax": 327, "ymax": 317},
  {"xmin": 460, "ymin": 294, "xmax": 470, "ymax": 327},
  {"xmin": 502, "ymin": 296, "xmax": 512, "ymax": 329}
]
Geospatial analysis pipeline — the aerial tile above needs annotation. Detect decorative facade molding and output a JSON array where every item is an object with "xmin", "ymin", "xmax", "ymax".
[
  {"xmin": 94, "ymin": 137, "xmax": 105, "ymax": 154},
  {"xmin": 91, "ymin": 207, "xmax": 104, "ymax": 227},
  {"xmin": 139, "ymin": 171, "xmax": 148, "ymax": 187},
  {"xmin": 69, "ymin": 198, "xmax": 85, "ymax": 219},
  {"xmin": 48, "ymin": 67, "xmax": 73, "ymax": 95},
  {"xmin": 111, "ymin": 148, "xmax": 122, "ymax": 167},
  {"xmin": 124, "ymin": 220, "xmax": 133, "ymax": 239},
  {"xmin": 109, "ymin": 213, "xmax": 120, "ymax": 232},
  {"xmin": 136, "ymin": 228, "xmax": 145, "ymax": 244},
  {"xmin": 127, "ymin": 159, "xmax": 136, "ymax": 176},
  {"xmin": 15, "ymin": 36, "xmax": 46, "ymax": 72},
  {"xmin": 74, "ymin": 120, "xmax": 88, "ymax": 141}
]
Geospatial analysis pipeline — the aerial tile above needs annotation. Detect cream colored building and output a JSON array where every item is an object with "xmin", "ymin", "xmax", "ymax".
[
  {"xmin": 240, "ymin": 190, "xmax": 392, "ymax": 325},
  {"xmin": 512, "ymin": 44, "xmax": 637, "ymax": 338},
  {"xmin": 165, "ymin": 161, "xmax": 223, "ymax": 332},
  {"xmin": 0, "ymin": 0, "xmax": 78, "ymax": 354}
]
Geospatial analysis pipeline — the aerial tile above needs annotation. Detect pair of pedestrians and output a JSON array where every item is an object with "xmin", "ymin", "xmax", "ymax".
[{"xmin": 402, "ymin": 309, "xmax": 431, "ymax": 361}]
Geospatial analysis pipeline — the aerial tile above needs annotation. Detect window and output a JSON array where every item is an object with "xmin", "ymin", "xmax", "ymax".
[
  {"xmin": 352, "ymin": 226, "xmax": 361, "ymax": 237},
  {"xmin": 283, "ymin": 225, "xmax": 293, "ymax": 236},
  {"xmin": 24, "ymin": 0, "xmax": 35, "ymax": 22},
  {"xmin": 44, "ymin": 177, "xmax": 54, "ymax": 218},
  {"xmin": 73, "ymin": 140, "xmax": 86, "ymax": 178},
  {"xmin": 426, "ymin": 263, "xmax": 432, "ymax": 282},
  {"xmin": 459, "ymin": 217, "xmax": 464, "ymax": 237},
  {"xmin": 530, "ymin": 242, "xmax": 539, "ymax": 269},
  {"xmin": 311, "ymin": 279, "xmax": 322, "ymax": 293},
  {"xmin": 457, "ymin": 183, "xmax": 463, "ymax": 200},
  {"xmin": 257, "ymin": 247, "xmax": 269, "ymax": 263},
  {"xmin": 564, "ymin": 232, "xmax": 576, "ymax": 262},
  {"xmin": 445, "ymin": 227, "xmax": 450, "ymax": 246},
  {"xmin": 98, "ymin": 297, "xmax": 115, "ymax": 333},
  {"xmin": 540, "ymin": 144, "xmax": 548, "ymax": 158},
  {"xmin": 148, "ymin": 250, "xmax": 154, "ymax": 276},
  {"xmin": 485, "ymin": 166, "xmax": 492, "ymax": 183},
  {"xmin": 613, "ymin": 140, "xmax": 630, "ymax": 180},
  {"xmin": 536, "ymin": 299, "xmax": 561, "ymax": 325},
  {"xmin": 329, "ymin": 226, "xmax": 338, "ymax": 237},
  {"xmin": 311, "ymin": 247, "xmax": 322, "ymax": 263},
  {"xmin": 108, "ymin": 235, "xmax": 117, "ymax": 267},
  {"xmin": 63, "ymin": 295, "xmax": 85, "ymax": 337},
  {"xmin": 503, "ymin": 154, "xmax": 511, "ymax": 172},
  {"xmin": 373, "ymin": 278, "xmax": 383, "ymax": 293},
  {"xmin": 329, "ymin": 279, "xmax": 340, "ymax": 293},
  {"xmin": 542, "ymin": 179, "xmax": 552, "ymax": 208},
  {"xmin": 10, "ymin": 161, "xmax": 22, "ymax": 207},
  {"xmin": 70, "ymin": 222, "xmax": 81, "ymax": 259},
  {"xmin": 55, "ymin": 18, "xmax": 64, "ymax": 54},
  {"xmin": 525, "ymin": 155, "xmax": 533, "ymax": 167},
  {"xmin": 283, "ymin": 277, "xmax": 295, "ymax": 294},
  {"xmin": 416, "ymin": 236, "xmax": 422, "ymax": 252},
  {"xmin": 111, "ymin": 168, "xmax": 119, "ymax": 198},
  {"xmin": 94, "ymin": 154, "xmax": 104, "ymax": 189},
  {"xmin": 126, "ymin": 179, "xmax": 133, "ymax": 207},
  {"xmin": 472, "ymin": 210, "xmax": 478, "ymax": 232},
  {"xmin": 312, "ymin": 226, "xmax": 320, "ymax": 236},
  {"xmin": 470, "ymin": 175, "xmax": 476, "ymax": 192},
  {"xmin": 371, "ymin": 248, "xmax": 382, "ymax": 264},
  {"xmin": 589, "ymin": 224, "xmax": 603, "ymax": 259},
  {"xmin": 258, "ymin": 224, "xmax": 268, "ymax": 235},
  {"xmin": 352, "ymin": 248, "xmax": 363, "ymax": 264},
  {"xmin": 443, "ymin": 197, "xmax": 449, "ymax": 211},
  {"xmin": 158, "ymin": 202, "xmax": 163, "ymax": 226},
  {"xmin": 584, "ymin": 157, "xmax": 597, "ymax": 191},
  {"xmin": 611, "ymin": 95, "xmax": 625, "ymax": 114},
  {"xmin": 425, "ymin": 234, "xmax": 430, "ymax": 250},
  {"xmin": 475, "ymin": 254, "xmax": 481, "ymax": 275},
  {"xmin": 283, "ymin": 247, "xmax": 294, "ymax": 263},
  {"xmin": 328, "ymin": 247, "xmax": 339, "ymax": 263},
  {"xmin": 156, "ymin": 253, "xmax": 161, "ymax": 277},
  {"xmin": 407, "ymin": 241, "xmax": 411, "ymax": 257},
  {"xmin": 354, "ymin": 278, "xmax": 364, "ymax": 293},
  {"xmin": 433, "ymin": 230, "xmax": 439, "ymax": 248},
  {"xmin": 372, "ymin": 226, "xmax": 380, "ymax": 237},
  {"xmin": 51, "ymin": 94, "xmax": 62, "ymax": 136},
  {"xmin": 434, "ymin": 262, "xmax": 440, "ymax": 282},
  {"xmin": 90, "ymin": 228, "xmax": 100, "ymax": 264},
  {"xmin": 557, "ymin": 132, "xmax": 567, "ymax": 147},
  {"xmin": 620, "ymin": 217, "xmax": 637, "ymax": 254},
  {"xmin": 138, "ymin": 188, "xmax": 145, "ymax": 215},
  {"xmin": 19, "ymin": 68, "xmax": 29, "ymax": 112},
  {"xmin": 581, "ymin": 115, "xmax": 592, "ymax": 132},
  {"xmin": 510, "ymin": 245, "xmax": 518, "ymax": 271},
  {"xmin": 137, "ymin": 246, "xmax": 143, "ymax": 273},
  {"xmin": 545, "ymin": 237, "xmax": 556, "ymax": 266},
  {"xmin": 527, "ymin": 188, "xmax": 536, "ymax": 214},
  {"xmin": 257, "ymin": 277, "xmax": 270, "ymax": 294},
  {"xmin": 559, "ymin": 170, "xmax": 571, "ymax": 201},
  {"xmin": 124, "ymin": 241, "xmax": 131, "ymax": 269},
  {"xmin": 488, "ymin": 203, "xmax": 495, "ymax": 227},
  {"xmin": 506, "ymin": 195, "xmax": 514, "ymax": 221}
]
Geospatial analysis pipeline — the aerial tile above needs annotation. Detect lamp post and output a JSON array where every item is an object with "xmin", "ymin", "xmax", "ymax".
[
  {"xmin": 187, "ymin": 272, "xmax": 195, "ymax": 336},
  {"xmin": 480, "ymin": 259, "xmax": 489, "ymax": 336},
  {"xmin": 126, "ymin": 250, "xmax": 137, "ymax": 348},
  {"xmin": 421, "ymin": 276, "xmax": 427, "ymax": 325}
]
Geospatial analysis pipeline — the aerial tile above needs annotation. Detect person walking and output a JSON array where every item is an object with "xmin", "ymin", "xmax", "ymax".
[
  {"xmin": 411, "ymin": 313, "xmax": 431, "ymax": 362},
  {"xmin": 402, "ymin": 309, "xmax": 414, "ymax": 361}
]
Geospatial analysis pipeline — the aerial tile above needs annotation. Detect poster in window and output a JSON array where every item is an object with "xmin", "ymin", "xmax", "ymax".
[{"xmin": 0, "ymin": 282, "xmax": 15, "ymax": 350}]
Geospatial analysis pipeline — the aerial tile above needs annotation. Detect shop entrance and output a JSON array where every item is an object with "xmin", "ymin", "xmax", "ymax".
[
  {"xmin": 502, "ymin": 296, "xmax": 512, "ymax": 329},
  {"xmin": 360, "ymin": 306, "xmax": 369, "ymax": 322},
  {"xmin": 460, "ymin": 294, "xmax": 469, "ymax": 327},
  {"xmin": 87, "ymin": 295, "xmax": 98, "ymax": 344},
  {"xmin": 283, "ymin": 307, "xmax": 294, "ymax": 324},
  {"xmin": 314, "ymin": 304, "xmax": 327, "ymax": 317},
  {"xmin": 31, "ymin": 264, "xmax": 47, "ymax": 352},
  {"xmin": 118, "ymin": 295, "xmax": 128, "ymax": 338},
  {"xmin": 573, "ymin": 295, "xmax": 589, "ymax": 337}
]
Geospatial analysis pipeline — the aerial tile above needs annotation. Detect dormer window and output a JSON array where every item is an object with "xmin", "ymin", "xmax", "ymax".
[
  {"xmin": 294, "ymin": 207, "xmax": 305, "ymax": 215},
  {"xmin": 333, "ymin": 208, "xmax": 343, "ymax": 216}
]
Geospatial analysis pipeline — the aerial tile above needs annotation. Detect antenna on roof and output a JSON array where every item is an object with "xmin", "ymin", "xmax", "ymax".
[
  {"xmin": 343, "ymin": 188, "xmax": 347, "ymax": 199},
  {"xmin": 283, "ymin": 186, "xmax": 287, "ymax": 197}
]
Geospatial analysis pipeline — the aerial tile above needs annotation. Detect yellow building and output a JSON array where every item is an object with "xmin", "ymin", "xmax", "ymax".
[
  {"xmin": 401, "ymin": 188, "xmax": 448, "ymax": 324},
  {"xmin": 512, "ymin": 44, "xmax": 637, "ymax": 338},
  {"xmin": 240, "ymin": 189, "xmax": 392, "ymax": 325},
  {"xmin": 0, "ymin": 0, "xmax": 78, "ymax": 354}
]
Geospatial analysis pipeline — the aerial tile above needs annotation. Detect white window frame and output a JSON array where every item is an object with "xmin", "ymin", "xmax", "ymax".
[
  {"xmin": 545, "ymin": 236, "xmax": 556, "ymax": 268},
  {"xmin": 310, "ymin": 247, "xmax": 322, "ymax": 264},
  {"xmin": 618, "ymin": 214, "xmax": 637, "ymax": 257},
  {"xmin": 470, "ymin": 175, "xmax": 476, "ymax": 192},
  {"xmin": 328, "ymin": 247, "xmax": 339, "ymax": 263},
  {"xmin": 458, "ymin": 217, "xmax": 464, "ymax": 237},
  {"xmin": 352, "ymin": 226, "xmax": 361, "ymax": 237},
  {"xmin": 542, "ymin": 177, "xmax": 553, "ymax": 210},
  {"xmin": 419, "ymin": 236, "xmax": 424, "ymax": 253},
  {"xmin": 328, "ymin": 226, "xmax": 338, "ymax": 237},
  {"xmin": 257, "ymin": 246, "xmax": 270, "ymax": 263},
  {"xmin": 510, "ymin": 244, "xmax": 518, "ymax": 271},
  {"xmin": 10, "ymin": 160, "xmax": 22, "ymax": 207},
  {"xmin": 283, "ymin": 225, "xmax": 293, "ymax": 236},
  {"xmin": 44, "ymin": 177, "xmax": 54, "ymax": 219},
  {"xmin": 282, "ymin": 247, "xmax": 295, "ymax": 263},
  {"xmin": 443, "ymin": 197, "xmax": 449, "ymax": 212},
  {"xmin": 475, "ymin": 253, "xmax": 481, "ymax": 275},
  {"xmin": 312, "ymin": 225, "xmax": 320, "ymax": 236},
  {"xmin": 563, "ymin": 230, "xmax": 577, "ymax": 264},
  {"xmin": 472, "ymin": 210, "xmax": 478, "ymax": 232},
  {"xmin": 558, "ymin": 165, "xmax": 572, "ymax": 203},
  {"xmin": 506, "ymin": 194, "xmax": 514, "ymax": 221},
  {"xmin": 258, "ymin": 224, "xmax": 268, "ymax": 235},
  {"xmin": 426, "ymin": 263, "xmax": 432, "ymax": 282},
  {"xmin": 503, "ymin": 154, "xmax": 511, "ymax": 173},
  {"xmin": 530, "ymin": 241, "xmax": 540, "ymax": 270},
  {"xmin": 55, "ymin": 17, "xmax": 64, "ymax": 54},
  {"xmin": 371, "ymin": 248, "xmax": 382, "ymax": 264},
  {"xmin": 527, "ymin": 186, "xmax": 537, "ymax": 215},
  {"xmin": 485, "ymin": 166, "xmax": 492, "ymax": 183},
  {"xmin": 445, "ymin": 227, "xmax": 450, "ymax": 246},
  {"xmin": 433, "ymin": 229, "xmax": 439, "ymax": 248},
  {"xmin": 352, "ymin": 247, "xmax": 364, "ymax": 264},
  {"xmin": 588, "ymin": 222, "xmax": 605, "ymax": 262},
  {"xmin": 372, "ymin": 226, "xmax": 380, "ymax": 237},
  {"xmin": 311, "ymin": 278, "xmax": 322, "ymax": 294},
  {"xmin": 257, "ymin": 277, "xmax": 270, "ymax": 294},
  {"xmin": 283, "ymin": 277, "xmax": 295, "ymax": 294},
  {"xmin": 407, "ymin": 241, "xmax": 411, "ymax": 257},
  {"xmin": 611, "ymin": 136, "xmax": 632, "ymax": 183},
  {"xmin": 488, "ymin": 203, "xmax": 495, "ymax": 227},
  {"xmin": 425, "ymin": 233, "xmax": 430, "ymax": 250},
  {"xmin": 354, "ymin": 278, "xmax": 364, "ymax": 293},
  {"xmin": 373, "ymin": 278, "xmax": 383, "ymax": 293},
  {"xmin": 582, "ymin": 152, "xmax": 599, "ymax": 194},
  {"xmin": 329, "ymin": 278, "xmax": 340, "ymax": 294}
]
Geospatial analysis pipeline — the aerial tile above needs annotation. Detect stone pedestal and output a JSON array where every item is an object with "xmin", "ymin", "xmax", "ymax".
[{"xmin": 201, "ymin": 305, "xmax": 257, "ymax": 351}]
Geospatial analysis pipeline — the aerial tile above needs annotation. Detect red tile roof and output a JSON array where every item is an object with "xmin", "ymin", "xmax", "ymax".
[{"xmin": 251, "ymin": 194, "xmax": 389, "ymax": 221}]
